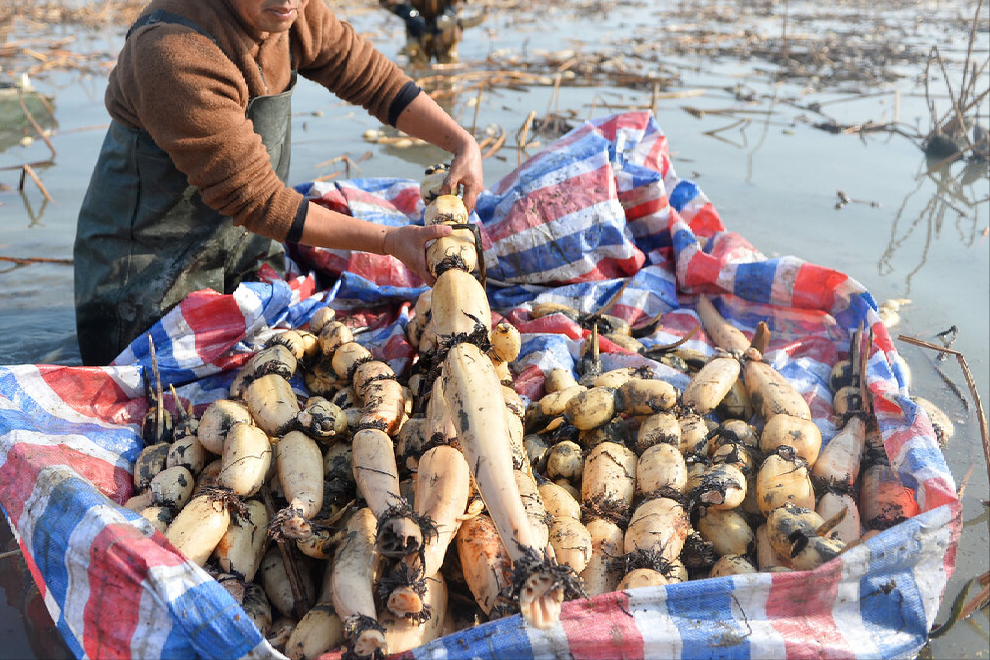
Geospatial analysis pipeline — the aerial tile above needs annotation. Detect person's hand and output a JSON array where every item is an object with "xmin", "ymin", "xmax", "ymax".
[
  {"xmin": 441, "ymin": 136, "xmax": 484, "ymax": 212},
  {"xmin": 383, "ymin": 223, "xmax": 453, "ymax": 285}
]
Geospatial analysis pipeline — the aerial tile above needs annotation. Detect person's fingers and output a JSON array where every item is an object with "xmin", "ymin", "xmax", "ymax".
[
  {"xmin": 423, "ymin": 223, "xmax": 453, "ymax": 238},
  {"xmin": 461, "ymin": 184, "xmax": 479, "ymax": 212},
  {"xmin": 438, "ymin": 176, "xmax": 453, "ymax": 197}
]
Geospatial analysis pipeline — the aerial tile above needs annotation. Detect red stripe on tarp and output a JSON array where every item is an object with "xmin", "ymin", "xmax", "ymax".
[
  {"xmin": 809, "ymin": 395, "xmax": 833, "ymax": 421},
  {"xmin": 595, "ymin": 111, "xmax": 650, "ymax": 144},
  {"xmin": 683, "ymin": 203, "xmax": 724, "ymax": 237},
  {"xmin": 622, "ymin": 196, "xmax": 668, "ymax": 222},
  {"xmin": 792, "ymin": 264, "xmax": 849, "ymax": 311},
  {"xmin": 506, "ymin": 313, "xmax": 585, "ymax": 341},
  {"xmin": 309, "ymin": 186, "xmax": 349, "ymax": 213},
  {"xmin": 514, "ymin": 364, "xmax": 547, "ymax": 401},
  {"xmin": 294, "ymin": 246, "xmax": 350, "ymax": 277},
  {"xmin": 341, "ymin": 185, "xmax": 406, "ymax": 211},
  {"xmin": 707, "ymin": 231, "xmax": 758, "ymax": 262},
  {"xmin": 345, "ymin": 251, "xmax": 422, "ymax": 288},
  {"xmin": 882, "ymin": 414, "xmax": 924, "ymax": 463},
  {"xmin": 212, "ymin": 350, "xmax": 252, "ymax": 375},
  {"xmin": 590, "ymin": 333, "xmax": 637, "ymax": 356},
  {"xmin": 872, "ymin": 393, "xmax": 904, "ymax": 416},
  {"xmin": 289, "ymin": 274, "xmax": 317, "ymax": 301},
  {"xmin": 657, "ymin": 310, "xmax": 705, "ymax": 335},
  {"xmin": 256, "ymin": 263, "xmax": 283, "ymax": 284},
  {"xmin": 83, "ymin": 522, "xmax": 189, "ymax": 660},
  {"xmin": 382, "ymin": 333, "xmax": 416, "ymax": 366},
  {"xmin": 179, "ymin": 290, "xmax": 248, "ymax": 364},
  {"xmin": 921, "ymin": 476, "xmax": 961, "ymax": 512},
  {"xmin": 607, "ymin": 302, "xmax": 651, "ymax": 327},
  {"xmin": 646, "ymin": 132, "xmax": 669, "ymax": 175},
  {"xmin": 870, "ymin": 323, "xmax": 895, "ymax": 355},
  {"xmin": 941, "ymin": 508, "xmax": 961, "ymax": 573},
  {"xmin": 18, "ymin": 538, "xmax": 47, "ymax": 600},
  {"xmin": 560, "ymin": 591, "xmax": 645, "ymax": 660},
  {"xmin": 39, "ymin": 366, "xmax": 137, "ymax": 426},
  {"xmin": 0, "ymin": 443, "xmax": 133, "ymax": 523},
  {"xmin": 564, "ymin": 254, "xmax": 647, "ymax": 284},
  {"xmin": 680, "ymin": 248, "xmax": 725, "ymax": 293},
  {"xmin": 390, "ymin": 186, "xmax": 423, "ymax": 216},
  {"xmin": 777, "ymin": 336, "xmax": 838, "ymax": 365},
  {"xmin": 342, "ymin": 308, "xmax": 401, "ymax": 334},
  {"xmin": 486, "ymin": 167, "xmax": 614, "ymax": 244},
  {"xmin": 766, "ymin": 563, "xmax": 856, "ymax": 660}
]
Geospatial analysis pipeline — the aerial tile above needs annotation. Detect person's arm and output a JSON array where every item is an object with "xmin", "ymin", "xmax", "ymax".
[
  {"xmin": 393, "ymin": 91, "xmax": 484, "ymax": 212},
  {"xmin": 300, "ymin": 204, "xmax": 452, "ymax": 285}
]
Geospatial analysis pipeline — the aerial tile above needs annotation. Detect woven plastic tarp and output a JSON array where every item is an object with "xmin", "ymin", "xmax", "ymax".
[{"xmin": 0, "ymin": 111, "xmax": 960, "ymax": 660}]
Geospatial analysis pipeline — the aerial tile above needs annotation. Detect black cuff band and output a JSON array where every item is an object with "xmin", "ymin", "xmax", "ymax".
[
  {"xmin": 286, "ymin": 200, "xmax": 308, "ymax": 244},
  {"xmin": 388, "ymin": 81, "xmax": 422, "ymax": 127}
]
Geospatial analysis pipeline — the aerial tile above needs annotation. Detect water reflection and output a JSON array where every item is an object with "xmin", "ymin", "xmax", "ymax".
[
  {"xmin": 0, "ymin": 519, "xmax": 72, "ymax": 660},
  {"xmin": 0, "ymin": 85, "xmax": 57, "ymax": 153},
  {"xmin": 19, "ymin": 187, "xmax": 52, "ymax": 226},
  {"xmin": 879, "ymin": 157, "xmax": 989, "ymax": 294}
]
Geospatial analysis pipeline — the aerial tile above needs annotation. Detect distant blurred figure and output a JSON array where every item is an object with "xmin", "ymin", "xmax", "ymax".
[{"xmin": 380, "ymin": 0, "xmax": 478, "ymax": 65}]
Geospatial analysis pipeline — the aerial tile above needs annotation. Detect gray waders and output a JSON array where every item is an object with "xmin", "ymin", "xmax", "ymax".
[{"xmin": 74, "ymin": 10, "xmax": 293, "ymax": 365}]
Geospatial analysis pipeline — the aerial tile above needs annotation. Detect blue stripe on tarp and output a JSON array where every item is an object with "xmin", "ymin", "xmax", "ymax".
[
  {"xmin": 533, "ymin": 278, "xmax": 627, "ymax": 312},
  {"xmin": 487, "ymin": 283, "xmax": 551, "ymax": 309},
  {"xmin": 166, "ymin": 580, "xmax": 264, "ymax": 660},
  {"xmin": 35, "ymin": 475, "xmax": 262, "ymax": 660},
  {"xmin": 325, "ymin": 271, "xmax": 428, "ymax": 308},
  {"xmin": 159, "ymin": 626, "xmax": 197, "ymax": 660},
  {"xmin": 486, "ymin": 205, "xmax": 631, "ymax": 283},
  {"xmin": 30, "ymin": 475, "xmax": 109, "ymax": 623},
  {"xmin": 634, "ymin": 227, "xmax": 673, "ymax": 255},
  {"xmin": 55, "ymin": 616, "xmax": 86, "ymax": 660},
  {"xmin": 858, "ymin": 521, "xmax": 931, "ymax": 659},
  {"xmin": 628, "ymin": 265, "xmax": 681, "ymax": 311},
  {"xmin": 284, "ymin": 296, "xmax": 327, "ymax": 329},
  {"xmin": 185, "ymin": 370, "xmax": 238, "ymax": 401},
  {"xmin": 619, "ymin": 162, "xmax": 664, "ymax": 190},
  {"xmin": 663, "ymin": 578, "xmax": 752, "ymax": 659},
  {"xmin": 777, "ymin": 362, "xmax": 828, "ymax": 397},
  {"xmin": 413, "ymin": 613, "xmax": 535, "ymax": 660},
  {"xmin": 670, "ymin": 224, "xmax": 699, "ymax": 259},
  {"xmin": 0, "ymin": 370, "xmax": 140, "ymax": 460},
  {"xmin": 834, "ymin": 290, "xmax": 876, "ymax": 329},
  {"xmin": 519, "ymin": 334, "xmax": 580, "ymax": 361},
  {"xmin": 889, "ymin": 355, "xmax": 911, "ymax": 391},
  {"xmin": 343, "ymin": 177, "xmax": 413, "ymax": 195},
  {"xmin": 732, "ymin": 261, "xmax": 778, "ymax": 304},
  {"xmin": 240, "ymin": 280, "xmax": 295, "ymax": 327},
  {"xmin": 126, "ymin": 323, "xmax": 201, "ymax": 388},
  {"xmin": 897, "ymin": 444, "xmax": 949, "ymax": 493},
  {"xmin": 668, "ymin": 179, "xmax": 702, "ymax": 212}
]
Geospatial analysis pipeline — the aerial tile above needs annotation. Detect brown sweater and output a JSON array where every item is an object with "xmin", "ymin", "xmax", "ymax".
[{"xmin": 105, "ymin": 0, "xmax": 413, "ymax": 241}]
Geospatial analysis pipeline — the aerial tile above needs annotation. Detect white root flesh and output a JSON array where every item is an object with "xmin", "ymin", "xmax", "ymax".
[{"xmin": 443, "ymin": 342, "xmax": 573, "ymax": 630}]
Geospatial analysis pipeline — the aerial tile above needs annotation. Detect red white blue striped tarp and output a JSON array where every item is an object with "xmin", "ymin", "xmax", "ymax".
[{"xmin": 0, "ymin": 111, "xmax": 958, "ymax": 660}]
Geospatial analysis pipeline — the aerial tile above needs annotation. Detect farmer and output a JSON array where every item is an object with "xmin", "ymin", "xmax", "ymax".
[
  {"xmin": 73, "ymin": 0, "xmax": 483, "ymax": 366},
  {"xmin": 379, "ymin": 0, "xmax": 467, "ymax": 65}
]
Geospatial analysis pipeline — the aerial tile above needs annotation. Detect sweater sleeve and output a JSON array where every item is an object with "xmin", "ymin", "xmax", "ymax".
[
  {"xmin": 107, "ymin": 24, "xmax": 303, "ymax": 241},
  {"xmin": 292, "ymin": 1, "xmax": 414, "ymax": 125}
]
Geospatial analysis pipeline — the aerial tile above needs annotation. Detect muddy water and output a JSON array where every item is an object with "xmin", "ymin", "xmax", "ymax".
[{"xmin": 0, "ymin": 1, "xmax": 987, "ymax": 658}]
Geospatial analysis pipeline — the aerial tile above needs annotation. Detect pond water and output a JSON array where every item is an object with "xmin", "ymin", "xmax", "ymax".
[{"xmin": 0, "ymin": 1, "xmax": 987, "ymax": 658}]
